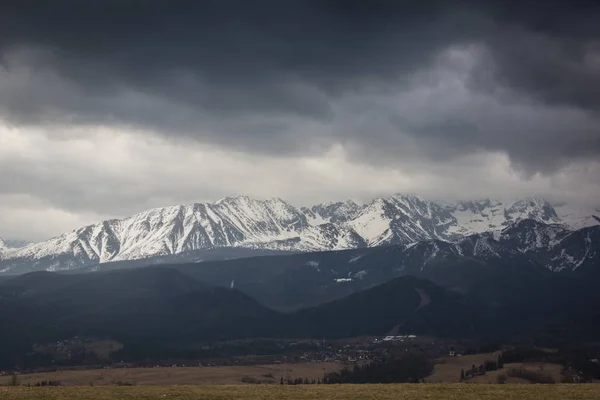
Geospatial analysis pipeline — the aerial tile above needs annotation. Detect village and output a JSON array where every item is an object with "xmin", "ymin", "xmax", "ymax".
[{"xmin": 2, "ymin": 334, "xmax": 465, "ymax": 376}]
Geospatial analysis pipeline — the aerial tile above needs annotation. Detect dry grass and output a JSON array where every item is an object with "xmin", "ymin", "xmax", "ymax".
[
  {"xmin": 1, "ymin": 384, "xmax": 600, "ymax": 399},
  {"xmin": 426, "ymin": 351, "xmax": 563, "ymax": 384},
  {"xmin": 426, "ymin": 351, "xmax": 501, "ymax": 383},
  {"xmin": 0, "ymin": 363, "xmax": 343, "ymax": 386}
]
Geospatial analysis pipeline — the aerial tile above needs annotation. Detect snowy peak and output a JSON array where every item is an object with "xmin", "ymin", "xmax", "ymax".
[
  {"xmin": 0, "ymin": 194, "xmax": 597, "ymax": 275},
  {"xmin": 455, "ymin": 199, "xmax": 501, "ymax": 213},
  {"xmin": 445, "ymin": 197, "xmax": 561, "ymax": 238},
  {"xmin": 0, "ymin": 238, "xmax": 6, "ymax": 253},
  {"xmin": 348, "ymin": 194, "xmax": 455, "ymax": 246},
  {"xmin": 388, "ymin": 194, "xmax": 457, "ymax": 233},
  {"xmin": 347, "ymin": 198, "xmax": 400, "ymax": 246},
  {"xmin": 496, "ymin": 218, "xmax": 599, "ymax": 272},
  {"xmin": 554, "ymin": 202, "xmax": 600, "ymax": 230},
  {"xmin": 0, "ymin": 197, "xmax": 311, "ymax": 274},
  {"xmin": 307, "ymin": 200, "xmax": 364, "ymax": 225},
  {"xmin": 505, "ymin": 197, "xmax": 559, "ymax": 224},
  {"xmin": 212, "ymin": 195, "xmax": 309, "ymax": 239},
  {"xmin": 296, "ymin": 223, "xmax": 366, "ymax": 251},
  {"xmin": 0, "ymin": 238, "xmax": 30, "ymax": 253}
]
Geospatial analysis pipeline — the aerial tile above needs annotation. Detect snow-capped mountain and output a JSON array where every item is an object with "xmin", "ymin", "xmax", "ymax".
[
  {"xmin": 347, "ymin": 194, "xmax": 457, "ymax": 246},
  {"xmin": 0, "ymin": 194, "xmax": 598, "ymax": 275},
  {"xmin": 345, "ymin": 195, "xmax": 569, "ymax": 247},
  {"xmin": 261, "ymin": 223, "xmax": 367, "ymax": 252},
  {"xmin": 0, "ymin": 196, "xmax": 310, "ymax": 274},
  {"xmin": 302, "ymin": 200, "xmax": 365, "ymax": 225},
  {"xmin": 498, "ymin": 219, "xmax": 600, "ymax": 272},
  {"xmin": 554, "ymin": 203, "xmax": 600, "ymax": 230}
]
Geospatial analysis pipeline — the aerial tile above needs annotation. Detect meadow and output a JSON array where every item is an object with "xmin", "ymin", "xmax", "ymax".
[
  {"xmin": 425, "ymin": 351, "xmax": 564, "ymax": 384},
  {"xmin": 2, "ymin": 384, "xmax": 600, "ymax": 400},
  {"xmin": 0, "ymin": 363, "xmax": 343, "ymax": 386}
]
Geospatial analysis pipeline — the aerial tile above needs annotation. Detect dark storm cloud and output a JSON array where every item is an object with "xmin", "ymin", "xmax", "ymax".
[
  {"xmin": 0, "ymin": 0, "xmax": 599, "ymax": 171},
  {"xmin": 0, "ymin": 1, "xmax": 470, "ymax": 115}
]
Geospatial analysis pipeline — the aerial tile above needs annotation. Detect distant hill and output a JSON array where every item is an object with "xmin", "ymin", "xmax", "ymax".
[
  {"xmin": 2, "ymin": 262, "xmax": 600, "ymax": 369},
  {"xmin": 288, "ymin": 276, "xmax": 477, "ymax": 339},
  {"xmin": 0, "ymin": 267, "xmax": 280, "ymax": 368}
]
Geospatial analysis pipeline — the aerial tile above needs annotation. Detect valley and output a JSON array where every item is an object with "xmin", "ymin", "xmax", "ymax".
[
  {"xmin": 1, "ymin": 194, "xmax": 599, "ymax": 389},
  {"xmin": 3, "ymin": 0, "xmax": 598, "ymax": 397}
]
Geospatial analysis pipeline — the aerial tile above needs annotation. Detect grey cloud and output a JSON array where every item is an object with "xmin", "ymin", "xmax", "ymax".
[{"xmin": 0, "ymin": 0, "xmax": 599, "ymax": 174}]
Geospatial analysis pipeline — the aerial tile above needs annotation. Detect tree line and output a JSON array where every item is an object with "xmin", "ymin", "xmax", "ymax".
[
  {"xmin": 279, "ymin": 353, "xmax": 433, "ymax": 385},
  {"xmin": 460, "ymin": 354, "xmax": 504, "ymax": 381}
]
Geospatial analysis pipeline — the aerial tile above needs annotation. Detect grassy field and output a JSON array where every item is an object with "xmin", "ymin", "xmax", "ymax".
[
  {"xmin": 0, "ymin": 355, "xmax": 566, "ymax": 386},
  {"xmin": 426, "ymin": 351, "xmax": 564, "ymax": 384},
  {"xmin": 0, "ymin": 363, "xmax": 343, "ymax": 386},
  {"xmin": 2, "ymin": 384, "xmax": 600, "ymax": 399}
]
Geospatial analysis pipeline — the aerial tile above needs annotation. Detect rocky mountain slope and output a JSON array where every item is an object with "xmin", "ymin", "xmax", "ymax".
[
  {"xmin": 163, "ymin": 220, "xmax": 599, "ymax": 311},
  {"xmin": 1, "ymin": 194, "xmax": 598, "ymax": 275}
]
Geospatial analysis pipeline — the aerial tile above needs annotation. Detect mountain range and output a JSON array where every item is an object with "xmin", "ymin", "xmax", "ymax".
[
  {"xmin": 1, "ymin": 194, "xmax": 598, "ymax": 275},
  {"xmin": 146, "ymin": 218, "xmax": 596, "ymax": 311}
]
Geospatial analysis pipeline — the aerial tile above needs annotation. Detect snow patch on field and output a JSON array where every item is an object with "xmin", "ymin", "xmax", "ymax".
[{"xmin": 334, "ymin": 278, "xmax": 353, "ymax": 283}]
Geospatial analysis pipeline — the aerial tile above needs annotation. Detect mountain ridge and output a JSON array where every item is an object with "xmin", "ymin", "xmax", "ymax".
[{"xmin": 1, "ymin": 194, "xmax": 598, "ymax": 275}]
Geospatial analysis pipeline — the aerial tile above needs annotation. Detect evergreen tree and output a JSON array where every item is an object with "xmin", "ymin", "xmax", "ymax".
[{"xmin": 460, "ymin": 369, "xmax": 465, "ymax": 381}]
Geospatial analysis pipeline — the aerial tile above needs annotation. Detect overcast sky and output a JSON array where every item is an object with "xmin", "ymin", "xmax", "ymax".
[{"xmin": 1, "ymin": 0, "xmax": 599, "ymax": 241}]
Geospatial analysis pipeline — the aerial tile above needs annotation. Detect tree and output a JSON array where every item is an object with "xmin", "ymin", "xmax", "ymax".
[
  {"xmin": 460, "ymin": 369, "xmax": 465, "ymax": 381},
  {"xmin": 322, "ymin": 354, "xmax": 434, "ymax": 384},
  {"xmin": 10, "ymin": 374, "xmax": 19, "ymax": 386},
  {"xmin": 484, "ymin": 360, "xmax": 498, "ymax": 371},
  {"xmin": 280, "ymin": 377, "xmax": 284, "ymax": 385},
  {"xmin": 498, "ymin": 354, "xmax": 504, "ymax": 369}
]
